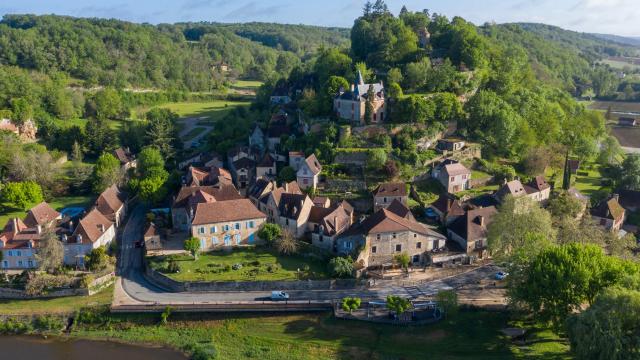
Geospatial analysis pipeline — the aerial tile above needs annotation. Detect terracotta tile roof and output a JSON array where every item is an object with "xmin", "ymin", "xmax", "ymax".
[
  {"xmin": 591, "ymin": 196, "xmax": 626, "ymax": 222},
  {"xmin": 285, "ymin": 181, "xmax": 302, "ymax": 194},
  {"xmin": 386, "ymin": 199, "xmax": 414, "ymax": 220},
  {"xmin": 95, "ymin": 185, "xmax": 126, "ymax": 221},
  {"xmin": 431, "ymin": 194, "xmax": 465, "ymax": 216},
  {"xmin": 312, "ymin": 196, "xmax": 330, "ymax": 208},
  {"xmin": 495, "ymin": 180, "xmax": 527, "ymax": 200},
  {"xmin": 23, "ymin": 202, "xmax": 61, "ymax": 228},
  {"xmin": 113, "ymin": 147, "xmax": 133, "ymax": 164},
  {"xmin": 172, "ymin": 184, "xmax": 242, "ymax": 209},
  {"xmin": 187, "ymin": 166, "xmax": 232, "ymax": 186},
  {"xmin": 373, "ymin": 182, "xmax": 407, "ymax": 197},
  {"xmin": 144, "ymin": 223, "xmax": 159, "ymax": 238},
  {"xmin": 342, "ymin": 208, "xmax": 445, "ymax": 239},
  {"xmin": 448, "ymin": 206, "xmax": 497, "ymax": 242},
  {"xmin": 308, "ymin": 206, "xmax": 334, "ymax": 224},
  {"xmin": 443, "ymin": 162, "xmax": 471, "ymax": 177},
  {"xmin": 315, "ymin": 205, "xmax": 352, "ymax": 236},
  {"xmin": 71, "ymin": 208, "xmax": 114, "ymax": 244},
  {"xmin": 192, "ymin": 199, "xmax": 266, "ymax": 225},
  {"xmin": 303, "ymin": 154, "xmax": 322, "ymax": 175}
]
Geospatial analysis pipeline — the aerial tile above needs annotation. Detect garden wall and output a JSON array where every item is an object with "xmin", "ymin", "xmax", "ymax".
[
  {"xmin": 145, "ymin": 265, "xmax": 363, "ymax": 292},
  {"xmin": 0, "ymin": 272, "xmax": 115, "ymax": 299}
]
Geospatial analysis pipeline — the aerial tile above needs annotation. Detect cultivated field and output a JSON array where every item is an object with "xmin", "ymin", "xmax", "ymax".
[
  {"xmin": 587, "ymin": 100, "xmax": 640, "ymax": 113},
  {"xmin": 610, "ymin": 125, "xmax": 640, "ymax": 148}
]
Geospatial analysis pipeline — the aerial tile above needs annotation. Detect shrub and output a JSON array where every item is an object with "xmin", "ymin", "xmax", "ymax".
[
  {"xmin": 160, "ymin": 306, "xmax": 172, "ymax": 325},
  {"xmin": 25, "ymin": 274, "xmax": 77, "ymax": 296},
  {"xmin": 275, "ymin": 229, "xmax": 299, "ymax": 255},
  {"xmin": 232, "ymin": 263, "xmax": 243, "ymax": 270},
  {"xmin": 328, "ymin": 257, "xmax": 354, "ymax": 278},
  {"xmin": 167, "ymin": 260, "xmax": 181, "ymax": 273},
  {"xmin": 33, "ymin": 315, "xmax": 65, "ymax": 332},
  {"xmin": 341, "ymin": 297, "xmax": 362, "ymax": 313},
  {"xmin": 258, "ymin": 223, "xmax": 282, "ymax": 246},
  {"xmin": 79, "ymin": 274, "xmax": 95, "ymax": 289}
]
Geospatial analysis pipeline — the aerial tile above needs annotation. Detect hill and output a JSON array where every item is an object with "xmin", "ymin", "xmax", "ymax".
[{"xmin": 591, "ymin": 33, "xmax": 640, "ymax": 48}]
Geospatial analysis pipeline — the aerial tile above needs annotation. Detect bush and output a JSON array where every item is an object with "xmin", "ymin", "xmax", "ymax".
[
  {"xmin": 328, "ymin": 257, "xmax": 354, "ymax": 278},
  {"xmin": 232, "ymin": 263, "xmax": 243, "ymax": 270},
  {"xmin": 167, "ymin": 260, "xmax": 181, "ymax": 273},
  {"xmin": 25, "ymin": 274, "xmax": 77, "ymax": 296},
  {"xmin": 79, "ymin": 274, "xmax": 95, "ymax": 289},
  {"xmin": 257, "ymin": 223, "xmax": 282, "ymax": 246},
  {"xmin": 33, "ymin": 315, "xmax": 65, "ymax": 332}
]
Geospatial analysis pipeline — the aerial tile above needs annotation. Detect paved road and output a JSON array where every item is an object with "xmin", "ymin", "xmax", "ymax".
[{"xmin": 117, "ymin": 204, "xmax": 499, "ymax": 305}]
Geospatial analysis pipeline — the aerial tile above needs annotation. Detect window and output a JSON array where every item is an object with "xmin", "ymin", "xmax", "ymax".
[
  {"xmin": 413, "ymin": 255, "xmax": 420, "ymax": 263},
  {"xmin": 462, "ymin": 175, "xmax": 467, "ymax": 180},
  {"xmin": 450, "ymin": 176, "xmax": 455, "ymax": 182},
  {"xmin": 414, "ymin": 234, "xmax": 417, "ymax": 238},
  {"xmin": 198, "ymin": 227, "xmax": 205, "ymax": 235},
  {"xmin": 392, "ymin": 233, "xmax": 397, "ymax": 239},
  {"xmin": 247, "ymin": 221, "xmax": 254, "ymax": 229},
  {"xmin": 7, "ymin": 251, "xmax": 12, "ymax": 257},
  {"xmin": 210, "ymin": 226, "xmax": 217, "ymax": 234},
  {"xmin": 2, "ymin": 261, "xmax": 7, "ymax": 268},
  {"xmin": 212, "ymin": 237, "xmax": 218, "ymax": 244},
  {"xmin": 18, "ymin": 260, "xmax": 23, "ymax": 267},
  {"xmin": 383, "ymin": 197, "xmax": 387, "ymax": 203},
  {"xmin": 416, "ymin": 242, "xmax": 422, "ymax": 249},
  {"xmin": 376, "ymin": 234, "xmax": 381, "ymax": 240},
  {"xmin": 16, "ymin": 251, "xmax": 21, "ymax": 257},
  {"xmin": 319, "ymin": 235, "xmax": 323, "ymax": 242},
  {"xmin": 395, "ymin": 244, "xmax": 402, "ymax": 252},
  {"xmin": 303, "ymin": 179, "xmax": 309, "ymax": 185},
  {"xmin": 285, "ymin": 219, "xmax": 290, "ymax": 226},
  {"xmin": 235, "ymin": 223, "xmax": 240, "ymax": 230},
  {"xmin": 372, "ymin": 246, "xmax": 377, "ymax": 253},
  {"xmin": 345, "ymin": 241, "xmax": 353, "ymax": 250},
  {"xmin": 224, "ymin": 224, "xmax": 230, "ymax": 231}
]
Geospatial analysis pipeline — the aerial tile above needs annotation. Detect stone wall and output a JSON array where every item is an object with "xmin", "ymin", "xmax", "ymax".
[
  {"xmin": 145, "ymin": 265, "xmax": 362, "ymax": 292},
  {"xmin": 0, "ymin": 272, "xmax": 114, "ymax": 299}
]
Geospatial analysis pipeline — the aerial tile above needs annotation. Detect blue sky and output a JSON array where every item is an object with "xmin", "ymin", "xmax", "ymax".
[{"xmin": 1, "ymin": 0, "xmax": 638, "ymax": 36}]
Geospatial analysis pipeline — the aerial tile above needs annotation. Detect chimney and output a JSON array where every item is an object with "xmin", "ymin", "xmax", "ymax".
[
  {"xmin": 350, "ymin": 84, "xmax": 355, "ymax": 92},
  {"xmin": 36, "ymin": 225, "xmax": 42, "ymax": 235},
  {"xmin": 68, "ymin": 220, "xmax": 73, "ymax": 231},
  {"xmin": 476, "ymin": 216, "xmax": 485, "ymax": 227},
  {"xmin": 12, "ymin": 218, "xmax": 19, "ymax": 235}
]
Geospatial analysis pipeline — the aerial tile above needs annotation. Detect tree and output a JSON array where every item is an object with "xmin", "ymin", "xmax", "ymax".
[
  {"xmin": 394, "ymin": 252, "xmax": 411, "ymax": 272},
  {"xmin": 71, "ymin": 141, "xmax": 84, "ymax": 162},
  {"xmin": 145, "ymin": 108, "xmax": 178, "ymax": 160},
  {"xmin": 137, "ymin": 176, "xmax": 168, "ymax": 203},
  {"xmin": 548, "ymin": 190, "xmax": 584, "ymax": 222},
  {"xmin": 1, "ymin": 181, "xmax": 44, "ymax": 210},
  {"xmin": 184, "ymin": 237, "xmax": 201, "ymax": 260},
  {"xmin": 328, "ymin": 257, "xmax": 354, "ymax": 278},
  {"xmin": 93, "ymin": 88, "xmax": 123, "ymax": 120},
  {"xmin": 322, "ymin": 76, "xmax": 350, "ymax": 113},
  {"xmin": 35, "ymin": 230, "xmax": 64, "ymax": 273},
  {"xmin": 276, "ymin": 229, "xmax": 298, "ymax": 255},
  {"xmin": 522, "ymin": 147, "xmax": 551, "ymax": 176},
  {"xmin": 85, "ymin": 117, "xmax": 116, "ymax": 156},
  {"xmin": 278, "ymin": 166, "xmax": 296, "ymax": 183},
  {"xmin": 435, "ymin": 290, "xmax": 458, "ymax": 319},
  {"xmin": 598, "ymin": 135, "xmax": 623, "ymax": 166},
  {"xmin": 383, "ymin": 160, "xmax": 399, "ymax": 178},
  {"xmin": 137, "ymin": 147, "xmax": 168, "ymax": 180},
  {"xmin": 367, "ymin": 148, "xmax": 387, "ymax": 170},
  {"xmin": 92, "ymin": 153, "xmax": 121, "ymax": 193},
  {"xmin": 257, "ymin": 223, "xmax": 282, "ymax": 246},
  {"xmin": 567, "ymin": 287, "xmax": 640, "ymax": 360},
  {"xmin": 364, "ymin": 84, "xmax": 375, "ymax": 124},
  {"xmin": 341, "ymin": 297, "xmax": 362, "ymax": 314},
  {"xmin": 463, "ymin": 90, "xmax": 521, "ymax": 155},
  {"xmin": 387, "ymin": 68, "xmax": 403, "ymax": 85},
  {"xmin": 508, "ymin": 243, "xmax": 637, "ymax": 331},
  {"xmin": 84, "ymin": 246, "xmax": 110, "ymax": 271},
  {"xmin": 616, "ymin": 154, "xmax": 640, "ymax": 190},
  {"xmin": 386, "ymin": 295, "xmax": 412, "ymax": 320},
  {"xmin": 488, "ymin": 196, "xmax": 556, "ymax": 262}
]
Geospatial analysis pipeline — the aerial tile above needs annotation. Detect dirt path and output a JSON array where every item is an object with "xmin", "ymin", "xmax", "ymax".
[{"xmin": 178, "ymin": 117, "xmax": 213, "ymax": 149}]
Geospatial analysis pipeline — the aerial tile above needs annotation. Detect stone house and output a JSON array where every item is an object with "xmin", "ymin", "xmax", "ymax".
[
  {"xmin": 373, "ymin": 182, "xmax": 408, "ymax": 212},
  {"xmin": 0, "ymin": 118, "xmax": 37, "ymax": 141},
  {"xmin": 308, "ymin": 202, "xmax": 354, "ymax": 252},
  {"xmin": 337, "ymin": 205, "xmax": 446, "ymax": 268},
  {"xmin": 256, "ymin": 153, "xmax": 277, "ymax": 179},
  {"xmin": 191, "ymin": 199, "xmax": 267, "ymax": 250},
  {"xmin": 258, "ymin": 181, "xmax": 302, "ymax": 222},
  {"xmin": 432, "ymin": 160, "xmax": 471, "ymax": 194},
  {"xmin": 437, "ymin": 138, "xmax": 466, "ymax": 152},
  {"xmin": 230, "ymin": 157, "xmax": 256, "ymax": 190},
  {"xmin": 143, "ymin": 223, "xmax": 162, "ymax": 251},
  {"xmin": 276, "ymin": 193, "xmax": 313, "ymax": 238},
  {"xmin": 447, "ymin": 206, "xmax": 497, "ymax": 257},
  {"xmin": 334, "ymin": 71, "xmax": 386, "ymax": 125},
  {"xmin": 494, "ymin": 176, "xmax": 551, "ymax": 205},
  {"xmin": 249, "ymin": 124, "xmax": 265, "ymax": 153},
  {"xmin": 429, "ymin": 194, "xmax": 466, "ymax": 225},
  {"xmin": 67, "ymin": 209, "xmax": 116, "ymax": 267},
  {"xmin": 185, "ymin": 166, "xmax": 233, "ymax": 187},
  {"xmin": 591, "ymin": 194, "xmax": 626, "ymax": 233},
  {"xmin": 289, "ymin": 151, "xmax": 306, "ymax": 171},
  {"xmin": 171, "ymin": 184, "xmax": 243, "ymax": 231},
  {"xmin": 113, "ymin": 147, "xmax": 136, "ymax": 170},
  {"xmin": 297, "ymin": 154, "xmax": 322, "ymax": 190}
]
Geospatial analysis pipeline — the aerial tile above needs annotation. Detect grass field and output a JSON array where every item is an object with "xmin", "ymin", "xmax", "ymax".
[
  {"xmin": 0, "ymin": 285, "xmax": 113, "ymax": 315},
  {"xmin": 52, "ymin": 117, "xmax": 138, "ymax": 131},
  {"xmin": 231, "ymin": 80, "xmax": 264, "ymax": 89},
  {"xmin": 149, "ymin": 247, "xmax": 330, "ymax": 282},
  {"xmin": 159, "ymin": 100, "xmax": 250, "ymax": 121},
  {"xmin": 181, "ymin": 126, "xmax": 207, "ymax": 141},
  {"xmin": 72, "ymin": 310, "xmax": 570, "ymax": 359},
  {"xmin": 572, "ymin": 164, "xmax": 609, "ymax": 196},
  {"xmin": 600, "ymin": 58, "xmax": 640, "ymax": 71},
  {"xmin": 0, "ymin": 195, "xmax": 94, "ymax": 229}
]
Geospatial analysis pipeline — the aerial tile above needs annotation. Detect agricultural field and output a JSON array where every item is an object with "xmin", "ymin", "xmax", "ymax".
[
  {"xmin": 599, "ymin": 57, "xmax": 640, "ymax": 71},
  {"xmin": 587, "ymin": 100, "xmax": 640, "ymax": 113},
  {"xmin": 231, "ymin": 80, "xmax": 264, "ymax": 89},
  {"xmin": 610, "ymin": 125, "xmax": 640, "ymax": 149},
  {"xmin": 148, "ymin": 246, "xmax": 330, "ymax": 282}
]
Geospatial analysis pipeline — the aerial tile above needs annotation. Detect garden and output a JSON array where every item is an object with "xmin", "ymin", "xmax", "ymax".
[{"xmin": 148, "ymin": 246, "xmax": 331, "ymax": 282}]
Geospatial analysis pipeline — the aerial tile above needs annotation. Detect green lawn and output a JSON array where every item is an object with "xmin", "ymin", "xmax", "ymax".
[
  {"xmin": 414, "ymin": 178, "xmax": 444, "ymax": 205},
  {"xmin": 0, "ymin": 195, "xmax": 94, "ymax": 228},
  {"xmin": 149, "ymin": 247, "xmax": 330, "ymax": 282},
  {"xmin": 0, "ymin": 285, "xmax": 113, "ymax": 315},
  {"xmin": 231, "ymin": 80, "xmax": 264, "ymax": 89},
  {"xmin": 72, "ymin": 310, "xmax": 570, "ymax": 359},
  {"xmin": 159, "ymin": 100, "xmax": 250, "ymax": 122},
  {"xmin": 572, "ymin": 163, "xmax": 609, "ymax": 196},
  {"xmin": 52, "ymin": 117, "xmax": 137, "ymax": 131}
]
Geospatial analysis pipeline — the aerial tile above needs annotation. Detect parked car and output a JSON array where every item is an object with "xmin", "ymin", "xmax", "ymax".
[
  {"xmin": 271, "ymin": 291, "xmax": 290, "ymax": 301},
  {"xmin": 495, "ymin": 271, "xmax": 509, "ymax": 280}
]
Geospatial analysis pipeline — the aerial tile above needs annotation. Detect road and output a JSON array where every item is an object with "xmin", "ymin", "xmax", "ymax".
[
  {"xmin": 116, "ymin": 204, "xmax": 500, "ymax": 305},
  {"xmin": 178, "ymin": 117, "xmax": 213, "ymax": 149}
]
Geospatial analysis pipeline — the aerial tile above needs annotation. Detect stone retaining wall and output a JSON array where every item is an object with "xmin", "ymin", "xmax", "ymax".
[
  {"xmin": 0, "ymin": 272, "xmax": 115, "ymax": 299},
  {"xmin": 145, "ymin": 265, "xmax": 362, "ymax": 292}
]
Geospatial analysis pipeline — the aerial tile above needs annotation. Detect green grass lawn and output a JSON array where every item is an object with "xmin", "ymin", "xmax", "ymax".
[
  {"xmin": 0, "ymin": 285, "xmax": 113, "ymax": 315},
  {"xmin": 0, "ymin": 195, "xmax": 94, "ymax": 228},
  {"xmin": 231, "ymin": 80, "xmax": 264, "ymax": 89},
  {"xmin": 572, "ymin": 163, "xmax": 609, "ymax": 196},
  {"xmin": 149, "ymin": 247, "xmax": 330, "ymax": 282},
  {"xmin": 72, "ymin": 310, "xmax": 570, "ymax": 359},
  {"xmin": 159, "ymin": 100, "xmax": 250, "ymax": 121},
  {"xmin": 52, "ymin": 117, "xmax": 137, "ymax": 131},
  {"xmin": 414, "ymin": 178, "xmax": 444, "ymax": 205}
]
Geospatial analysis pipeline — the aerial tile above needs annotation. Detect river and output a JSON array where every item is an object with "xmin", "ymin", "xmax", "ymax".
[{"xmin": 0, "ymin": 335, "xmax": 187, "ymax": 359}]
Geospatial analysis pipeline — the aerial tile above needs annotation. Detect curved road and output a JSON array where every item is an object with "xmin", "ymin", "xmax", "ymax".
[{"xmin": 117, "ymin": 205, "xmax": 498, "ymax": 305}]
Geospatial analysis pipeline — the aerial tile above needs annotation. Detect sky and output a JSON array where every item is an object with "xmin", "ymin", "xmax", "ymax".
[{"xmin": 0, "ymin": 0, "xmax": 639, "ymax": 37}]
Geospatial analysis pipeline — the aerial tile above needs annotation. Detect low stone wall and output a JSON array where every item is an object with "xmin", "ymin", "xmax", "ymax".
[
  {"xmin": 0, "ymin": 272, "xmax": 115, "ymax": 299},
  {"xmin": 145, "ymin": 265, "xmax": 362, "ymax": 292}
]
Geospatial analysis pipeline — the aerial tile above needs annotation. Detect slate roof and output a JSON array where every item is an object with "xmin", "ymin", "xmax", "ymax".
[
  {"xmin": 278, "ymin": 193, "xmax": 310, "ymax": 220},
  {"xmin": 257, "ymin": 153, "xmax": 276, "ymax": 168},
  {"xmin": 248, "ymin": 178, "xmax": 273, "ymax": 200},
  {"xmin": 591, "ymin": 196, "xmax": 626, "ymax": 222},
  {"xmin": 431, "ymin": 194, "xmax": 466, "ymax": 216},
  {"xmin": 192, "ymin": 199, "xmax": 266, "ymax": 225}
]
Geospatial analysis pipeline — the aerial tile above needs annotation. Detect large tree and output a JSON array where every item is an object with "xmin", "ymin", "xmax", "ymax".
[
  {"xmin": 145, "ymin": 108, "xmax": 179, "ymax": 160},
  {"xmin": 92, "ymin": 153, "xmax": 121, "ymax": 193},
  {"xmin": 1, "ymin": 181, "xmax": 44, "ymax": 210},
  {"xmin": 35, "ymin": 230, "xmax": 64, "ymax": 273}
]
